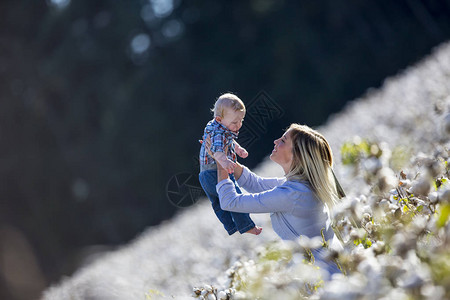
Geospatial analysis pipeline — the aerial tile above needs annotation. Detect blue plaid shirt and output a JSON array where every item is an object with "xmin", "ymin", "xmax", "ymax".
[{"xmin": 199, "ymin": 119, "xmax": 238, "ymax": 166}]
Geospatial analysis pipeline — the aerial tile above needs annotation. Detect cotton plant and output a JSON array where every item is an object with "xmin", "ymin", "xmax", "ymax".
[
  {"xmin": 193, "ymin": 240, "xmax": 331, "ymax": 300},
  {"xmin": 337, "ymin": 172, "xmax": 446, "ymax": 299},
  {"xmin": 323, "ymin": 135, "xmax": 450, "ymax": 299},
  {"xmin": 192, "ymin": 131, "xmax": 450, "ymax": 299}
]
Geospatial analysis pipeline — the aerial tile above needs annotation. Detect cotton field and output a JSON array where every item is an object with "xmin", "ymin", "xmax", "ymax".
[{"xmin": 43, "ymin": 42, "xmax": 450, "ymax": 300}]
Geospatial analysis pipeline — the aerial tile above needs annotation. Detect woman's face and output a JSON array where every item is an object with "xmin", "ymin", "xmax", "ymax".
[{"xmin": 270, "ymin": 129, "xmax": 294, "ymax": 172}]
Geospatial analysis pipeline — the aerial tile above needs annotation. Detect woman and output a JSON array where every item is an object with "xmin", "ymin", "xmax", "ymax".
[{"xmin": 208, "ymin": 123, "xmax": 344, "ymax": 273}]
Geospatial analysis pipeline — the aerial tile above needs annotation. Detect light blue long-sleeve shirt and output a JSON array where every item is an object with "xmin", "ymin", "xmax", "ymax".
[{"xmin": 216, "ymin": 166, "xmax": 335, "ymax": 241}]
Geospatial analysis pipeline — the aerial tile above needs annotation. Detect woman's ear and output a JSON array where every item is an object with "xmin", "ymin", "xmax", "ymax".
[{"xmin": 215, "ymin": 116, "xmax": 222, "ymax": 123}]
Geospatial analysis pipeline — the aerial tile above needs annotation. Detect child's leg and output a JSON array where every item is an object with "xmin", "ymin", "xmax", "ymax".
[
  {"xmin": 199, "ymin": 170, "xmax": 237, "ymax": 235},
  {"xmin": 229, "ymin": 174, "xmax": 259, "ymax": 234}
]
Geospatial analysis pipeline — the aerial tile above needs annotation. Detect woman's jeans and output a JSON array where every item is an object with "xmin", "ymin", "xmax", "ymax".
[{"xmin": 199, "ymin": 169, "xmax": 255, "ymax": 235}]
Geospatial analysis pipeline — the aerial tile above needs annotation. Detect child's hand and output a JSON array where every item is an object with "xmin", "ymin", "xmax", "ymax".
[{"xmin": 236, "ymin": 147, "xmax": 248, "ymax": 158}]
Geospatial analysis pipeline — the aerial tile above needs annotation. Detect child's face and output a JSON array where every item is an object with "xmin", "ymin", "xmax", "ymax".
[{"xmin": 216, "ymin": 108, "xmax": 245, "ymax": 133}]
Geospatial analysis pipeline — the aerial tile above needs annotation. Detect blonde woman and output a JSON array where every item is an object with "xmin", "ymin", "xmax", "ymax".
[{"xmin": 207, "ymin": 123, "xmax": 344, "ymax": 273}]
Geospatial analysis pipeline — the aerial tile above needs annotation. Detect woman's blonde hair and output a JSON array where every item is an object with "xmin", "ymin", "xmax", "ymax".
[
  {"xmin": 212, "ymin": 93, "xmax": 246, "ymax": 117},
  {"xmin": 286, "ymin": 124, "xmax": 340, "ymax": 210}
]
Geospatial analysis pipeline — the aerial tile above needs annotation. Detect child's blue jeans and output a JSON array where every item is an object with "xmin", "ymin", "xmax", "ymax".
[{"xmin": 199, "ymin": 168, "xmax": 255, "ymax": 235}]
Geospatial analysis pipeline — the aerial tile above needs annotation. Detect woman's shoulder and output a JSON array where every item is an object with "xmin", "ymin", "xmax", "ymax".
[
  {"xmin": 280, "ymin": 180, "xmax": 320, "ymax": 209},
  {"xmin": 272, "ymin": 180, "xmax": 315, "ymax": 200},
  {"xmin": 281, "ymin": 179, "xmax": 312, "ymax": 193}
]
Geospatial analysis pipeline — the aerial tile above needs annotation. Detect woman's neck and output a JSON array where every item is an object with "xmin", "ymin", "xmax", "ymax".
[{"xmin": 282, "ymin": 165, "xmax": 291, "ymax": 175}]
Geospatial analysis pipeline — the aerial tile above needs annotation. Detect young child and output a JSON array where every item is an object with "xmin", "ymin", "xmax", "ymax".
[{"xmin": 199, "ymin": 93, "xmax": 262, "ymax": 235}]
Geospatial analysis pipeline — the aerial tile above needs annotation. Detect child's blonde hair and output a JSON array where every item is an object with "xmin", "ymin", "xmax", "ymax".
[{"xmin": 212, "ymin": 93, "xmax": 246, "ymax": 117}]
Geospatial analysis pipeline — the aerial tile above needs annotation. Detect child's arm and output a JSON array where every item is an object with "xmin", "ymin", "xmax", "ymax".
[
  {"xmin": 234, "ymin": 141, "xmax": 248, "ymax": 158},
  {"xmin": 214, "ymin": 151, "xmax": 236, "ymax": 174}
]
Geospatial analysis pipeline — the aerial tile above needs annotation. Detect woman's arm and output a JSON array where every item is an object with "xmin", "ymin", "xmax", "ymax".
[
  {"xmin": 234, "ymin": 162, "xmax": 244, "ymax": 179},
  {"xmin": 216, "ymin": 175, "xmax": 296, "ymax": 213},
  {"xmin": 216, "ymin": 160, "xmax": 243, "ymax": 181},
  {"xmin": 236, "ymin": 166, "xmax": 285, "ymax": 193},
  {"xmin": 217, "ymin": 160, "xmax": 231, "ymax": 181}
]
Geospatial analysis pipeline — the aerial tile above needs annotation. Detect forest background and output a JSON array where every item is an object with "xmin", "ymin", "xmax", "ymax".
[{"xmin": 1, "ymin": 0, "xmax": 450, "ymax": 298}]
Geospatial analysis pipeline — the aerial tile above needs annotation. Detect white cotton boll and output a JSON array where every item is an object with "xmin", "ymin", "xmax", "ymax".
[
  {"xmin": 411, "ymin": 215, "xmax": 428, "ymax": 233},
  {"xmin": 372, "ymin": 241, "xmax": 385, "ymax": 254},
  {"xmin": 378, "ymin": 142, "xmax": 392, "ymax": 165},
  {"xmin": 332, "ymin": 201, "xmax": 350, "ymax": 220},
  {"xmin": 298, "ymin": 235, "xmax": 323, "ymax": 250},
  {"xmin": 360, "ymin": 205, "xmax": 373, "ymax": 221},
  {"xmin": 291, "ymin": 252, "xmax": 305, "ymax": 264},
  {"xmin": 226, "ymin": 288, "xmax": 235, "ymax": 296},
  {"xmin": 389, "ymin": 203, "xmax": 399, "ymax": 211},
  {"xmin": 389, "ymin": 192, "xmax": 398, "ymax": 202},
  {"xmin": 357, "ymin": 256, "xmax": 380, "ymax": 275},
  {"xmin": 416, "ymin": 198, "xmax": 427, "ymax": 207},
  {"xmin": 398, "ymin": 267, "xmax": 429, "ymax": 289},
  {"xmin": 379, "ymin": 288, "xmax": 409, "ymax": 300},
  {"xmin": 205, "ymin": 293, "xmax": 216, "ymax": 300},
  {"xmin": 426, "ymin": 160, "xmax": 443, "ymax": 178},
  {"xmin": 233, "ymin": 291, "xmax": 246, "ymax": 299},
  {"xmin": 217, "ymin": 290, "xmax": 227, "ymax": 300},
  {"xmin": 369, "ymin": 196, "xmax": 383, "ymax": 213},
  {"xmin": 391, "ymin": 233, "xmax": 416, "ymax": 257},
  {"xmin": 363, "ymin": 157, "xmax": 382, "ymax": 175},
  {"xmin": 429, "ymin": 191, "xmax": 439, "ymax": 203},
  {"xmin": 365, "ymin": 222, "xmax": 374, "ymax": 233},
  {"xmin": 442, "ymin": 113, "xmax": 450, "ymax": 135},
  {"xmin": 362, "ymin": 212, "xmax": 371, "ymax": 222},
  {"xmin": 413, "ymin": 152, "xmax": 433, "ymax": 165},
  {"xmin": 319, "ymin": 273, "xmax": 367, "ymax": 299},
  {"xmin": 421, "ymin": 284, "xmax": 445, "ymax": 300},
  {"xmin": 380, "ymin": 255, "xmax": 403, "ymax": 282},
  {"xmin": 362, "ymin": 204, "xmax": 372, "ymax": 213},
  {"xmin": 433, "ymin": 144, "xmax": 449, "ymax": 160},
  {"xmin": 243, "ymin": 260, "xmax": 255, "ymax": 268},
  {"xmin": 357, "ymin": 258, "xmax": 390, "ymax": 297},
  {"xmin": 409, "ymin": 178, "xmax": 431, "ymax": 196},
  {"xmin": 439, "ymin": 188, "xmax": 450, "ymax": 203},
  {"xmin": 349, "ymin": 228, "xmax": 366, "ymax": 242},
  {"xmin": 292, "ymin": 260, "xmax": 325, "ymax": 283},
  {"xmin": 399, "ymin": 179, "xmax": 411, "ymax": 189},
  {"xmin": 405, "ymin": 250, "xmax": 424, "ymax": 267},
  {"xmin": 204, "ymin": 285, "xmax": 213, "ymax": 292},
  {"xmin": 359, "ymin": 194, "xmax": 367, "ymax": 203},
  {"xmin": 350, "ymin": 198, "xmax": 364, "ymax": 220},
  {"xmin": 376, "ymin": 167, "xmax": 398, "ymax": 192},
  {"xmin": 193, "ymin": 287, "xmax": 202, "ymax": 297},
  {"xmin": 379, "ymin": 199, "xmax": 390, "ymax": 211}
]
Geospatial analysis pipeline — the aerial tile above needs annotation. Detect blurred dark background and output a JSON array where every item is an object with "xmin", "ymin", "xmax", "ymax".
[{"xmin": 1, "ymin": 0, "xmax": 450, "ymax": 299}]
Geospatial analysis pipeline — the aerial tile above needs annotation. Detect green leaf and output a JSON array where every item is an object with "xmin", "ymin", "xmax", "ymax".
[{"xmin": 437, "ymin": 203, "xmax": 450, "ymax": 228}]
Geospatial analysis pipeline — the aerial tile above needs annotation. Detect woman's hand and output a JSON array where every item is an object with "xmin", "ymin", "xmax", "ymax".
[
  {"xmin": 200, "ymin": 135, "xmax": 214, "ymax": 157},
  {"xmin": 201, "ymin": 134, "xmax": 244, "ymax": 180},
  {"xmin": 217, "ymin": 158, "xmax": 230, "ymax": 182}
]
